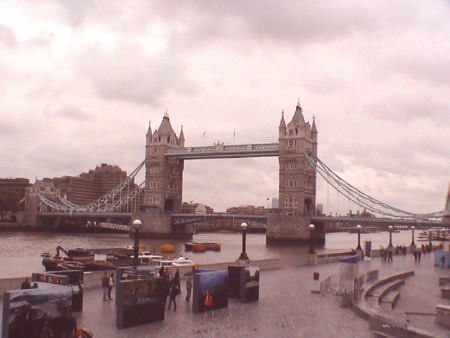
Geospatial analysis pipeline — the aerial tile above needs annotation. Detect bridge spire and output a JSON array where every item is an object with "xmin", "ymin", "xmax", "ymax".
[
  {"xmin": 146, "ymin": 120, "xmax": 152, "ymax": 146},
  {"xmin": 311, "ymin": 115, "xmax": 317, "ymax": 134},
  {"xmin": 290, "ymin": 99, "xmax": 305, "ymax": 126},
  {"xmin": 146, "ymin": 120, "xmax": 152, "ymax": 137},
  {"xmin": 279, "ymin": 109, "xmax": 286, "ymax": 132},
  {"xmin": 179, "ymin": 124, "xmax": 185, "ymax": 147}
]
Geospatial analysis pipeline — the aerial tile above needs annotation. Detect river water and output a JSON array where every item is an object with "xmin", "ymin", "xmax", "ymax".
[{"xmin": 0, "ymin": 230, "xmax": 427, "ymax": 279}]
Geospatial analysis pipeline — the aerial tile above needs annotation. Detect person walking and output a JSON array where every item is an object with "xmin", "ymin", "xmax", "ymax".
[
  {"xmin": 108, "ymin": 272, "xmax": 115, "ymax": 300},
  {"xmin": 168, "ymin": 281, "xmax": 180, "ymax": 311},
  {"xmin": 158, "ymin": 266, "xmax": 165, "ymax": 278},
  {"xmin": 61, "ymin": 309, "xmax": 77, "ymax": 338},
  {"xmin": 440, "ymin": 255, "xmax": 446, "ymax": 269},
  {"xmin": 387, "ymin": 250, "xmax": 393, "ymax": 262},
  {"xmin": 102, "ymin": 272, "xmax": 108, "ymax": 301},
  {"xmin": 185, "ymin": 275, "xmax": 193, "ymax": 302}
]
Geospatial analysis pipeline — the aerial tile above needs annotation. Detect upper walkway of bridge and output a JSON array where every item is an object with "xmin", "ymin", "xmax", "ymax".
[{"xmin": 164, "ymin": 143, "xmax": 279, "ymax": 159}]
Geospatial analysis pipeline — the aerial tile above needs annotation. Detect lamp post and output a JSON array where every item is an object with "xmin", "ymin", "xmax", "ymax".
[
  {"xmin": 239, "ymin": 222, "xmax": 249, "ymax": 260},
  {"xmin": 411, "ymin": 226, "xmax": 415, "ymax": 246},
  {"xmin": 132, "ymin": 219, "xmax": 142, "ymax": 265},
  {"xmin": 428, "ymin": 229, "xmax": 432, "ymax": 246},
  {"xmin": 388, "ymin": 225, "xmax": 393, "ymax": 248},
  {"xmin": 308, "ymin": 224, "xmax": 315, "ymax": 254},
  {"xmin": 356, "ymin": 225, "xmax": 362, "ymax": 250}
]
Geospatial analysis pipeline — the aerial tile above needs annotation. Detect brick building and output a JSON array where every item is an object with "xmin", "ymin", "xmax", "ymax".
[
  {"xmin": 0, "ymin": 178, "xmax": 32, "ymax": 212},
  {"xmin": 52, "ymin": 163, "xmax": 131, "ymax": 206}
]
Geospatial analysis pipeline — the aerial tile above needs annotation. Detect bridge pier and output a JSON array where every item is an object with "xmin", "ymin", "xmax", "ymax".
[
  {"xmin": 131, "ymin": 212, "xmax": 193, "ymax": 239},
  {"xmin": 266, "ymin": 215, "xmax": 325, "ymax": 246}
]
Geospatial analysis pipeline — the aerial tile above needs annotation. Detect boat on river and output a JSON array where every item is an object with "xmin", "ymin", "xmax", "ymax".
[
  {"xmin": 184, "ymin": 242, "xmax": 221, "ymax": 252},
  {"xmin": 41, "ymin": 246, "xmax": 195, "ymax": 272},
  {"xmin": 417, "ymin": 228, "xmax": 450, "ymax": 241},
  {"xmin": 42, "ymin": 245, "xmax": 141, "ymax": 271},
  {"xmin": 164, "ymin": 256, "xmax": 195, "ymax": 267}
]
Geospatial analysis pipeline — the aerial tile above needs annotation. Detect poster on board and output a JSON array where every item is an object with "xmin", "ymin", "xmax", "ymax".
[
  {"xmin": 2, "ymin": 285, "xmax": 72, "ymax": 338},
  {"xmin": 240, "ymin": 266, "xmax": 260, "ymax": 303},
  {"xmin": 116, "ymin": 277, "xmax": 166, "ymax": 329},
  {"xmin": 193, "ymin": 270, "xmax": 229, "ymax": 314}
]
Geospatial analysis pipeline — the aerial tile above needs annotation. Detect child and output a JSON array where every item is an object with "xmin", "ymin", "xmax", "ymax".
[{"xmin": 204, "ymin": 289, "xmax": 213, "ymax": 317}]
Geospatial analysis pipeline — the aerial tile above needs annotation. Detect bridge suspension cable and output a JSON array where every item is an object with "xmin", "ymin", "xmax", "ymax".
[
  {"xmin": 305, "ymin": 154, "xmax": 442, "ymax": 219},
  {"xmin": 37, "ymin": 160, "xmax": 145, "ymax": 213},
  {"xmin": 82, "ymin": 160, "xmax": 145, "ymax": 211}
]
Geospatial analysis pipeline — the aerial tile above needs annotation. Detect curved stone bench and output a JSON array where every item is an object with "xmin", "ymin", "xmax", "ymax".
[
  {"xmin": 349, "ymin": 270, "xmax": 448, "ymax": 338},
  {"xmin": 380, "ymin": 290, "xmax": 401, "ymax": 309},
  {"xmin": 364, "ymin": 271, "xmax": 414, "ymax": 298},
  {"xmin": 350, "ymin": 271, "xmax": 414, "ymax": 320},
  {"xmin": 367, "ymin": 279, "xmax": 405, "ymax": 299}
]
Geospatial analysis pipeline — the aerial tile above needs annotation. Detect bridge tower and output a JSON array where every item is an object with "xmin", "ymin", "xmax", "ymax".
[
  {"xmin": 132, "ymin": 113, "xmax": 190, "ymax": 238},
  {"xmin": 267, "ymin": 101, "xmax": 325, "ymax": 245}
]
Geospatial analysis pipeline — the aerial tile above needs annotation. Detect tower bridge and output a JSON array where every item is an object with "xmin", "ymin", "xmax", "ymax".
[{"xmin": 24, "ymin": 100, "xmax": 447, "ymax": 244}]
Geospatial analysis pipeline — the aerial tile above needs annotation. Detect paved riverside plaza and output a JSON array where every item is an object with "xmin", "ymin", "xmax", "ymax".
[
  {"xmin": 68, "ymin": 254, "xmax": 450, "ymax": 337},
  {"xmin": 2, "ymin": 251, "xmax": 450, "ymax": 337}
]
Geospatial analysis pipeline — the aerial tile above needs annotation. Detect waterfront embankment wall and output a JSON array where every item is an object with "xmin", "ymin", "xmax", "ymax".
[{"xmin": 0, "ymin": 250, "xmax": 386, "ymax": 297}]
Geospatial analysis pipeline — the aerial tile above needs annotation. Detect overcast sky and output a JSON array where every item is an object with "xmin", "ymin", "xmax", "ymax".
[{"xmin": 1, "ymin": 1, "xmax": 449, "ymax": 215}]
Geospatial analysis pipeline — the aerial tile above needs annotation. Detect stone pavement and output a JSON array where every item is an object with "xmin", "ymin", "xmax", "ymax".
[
  {"xmin": 72, "ymin": 252, "xmax": 450, "ymax": 338},
  {"xmin": 2, "ymin": 252, "xmax": 450, "ymax": 337}
]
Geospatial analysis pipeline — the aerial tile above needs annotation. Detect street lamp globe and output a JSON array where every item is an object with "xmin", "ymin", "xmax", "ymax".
[
  {"xmin": 133, "ymin": 219, "xmax": 142, "ymax": 230},
  {"xmin": 308, "ymin": 224, "xmax": 315, "ymax": 254},
  {"xmin": 132, "ymin": 219, "xmax": 142, "ymax": 265},
  {"xmin": 356, "ymin": 225, "xmax": 362, "ymax": 250},
  {"xmin": 388, "ymin": 225, "xmax": 393, "ymax": 248},
  {"xmin": 239, "ymin": 222, "xmax": 249, "ymax": 261}
]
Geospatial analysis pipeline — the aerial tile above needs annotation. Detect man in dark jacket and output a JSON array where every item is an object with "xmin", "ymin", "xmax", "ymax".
[{"xmin": 102, "ymin": 272, "xmax": 108, "ymax": 301}]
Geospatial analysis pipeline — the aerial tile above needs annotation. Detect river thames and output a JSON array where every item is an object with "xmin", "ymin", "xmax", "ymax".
[{"xmin": 0, "ymin": 229, "xmax": 429, "ymax": 279}]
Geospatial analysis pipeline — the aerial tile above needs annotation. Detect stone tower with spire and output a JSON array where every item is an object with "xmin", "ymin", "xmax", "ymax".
[
  {"xmin": 267, "ymin": 100, "xmax": 323, "ymax": 245},
  {"xmin": 133, "ymin": 112, "xmax": 189, "ymax": 237}
]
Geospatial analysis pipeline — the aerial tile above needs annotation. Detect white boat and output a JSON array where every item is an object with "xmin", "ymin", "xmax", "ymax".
[
  {"xmin": 138, "ymin": 252, "xmax": 163, "ymax": 268},
  {"xmin": 162, "ymin": 256, "xmax": 195, "ymax": 267}
]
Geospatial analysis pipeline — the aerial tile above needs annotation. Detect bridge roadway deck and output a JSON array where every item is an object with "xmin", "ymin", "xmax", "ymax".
[
  {"xmin": 2, "ymin": 253, "xmax": 450, "ymax": 337},
  {"xmin": 82, "ymin": 255, "xmax": 450, "ymax": 337}
]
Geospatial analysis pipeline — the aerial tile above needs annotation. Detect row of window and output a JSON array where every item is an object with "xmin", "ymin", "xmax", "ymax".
[
  {"xmin": 285, "ymin": 162, "xmax": 298, "ymax": 170},
  {"xmin": 283, "ymin": 194, "xmax": 298, "ymax": 208},
  {"xmin": 148, "ymin": 181, "xmax": 178, "ymax": 190},
  {"xmin": 285, "ymin": 180, "xmax": 297, "ymax": 188},
  {"xmin": 148, "ymin": 165, "xmax": 179, "ymax": 175},
  {"xmin": 152, "ymin": 136, "xmax": 177, "ymax": 145},
  {"xmin": 148, "ymin": 194, "xmax": 160, "ymax": 205}
]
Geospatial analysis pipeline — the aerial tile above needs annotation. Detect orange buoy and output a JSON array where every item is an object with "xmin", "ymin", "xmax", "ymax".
[
  {"xmin": 212, "ymin": 243, "xmax": 221, "ymax": 252},
  {"xmin": 160, "ymin": 244, "xmax": 175, "ymax": 253},
  {"xmin": 192, "ymin": 244, "xmax": 206, "ymax": 253}
]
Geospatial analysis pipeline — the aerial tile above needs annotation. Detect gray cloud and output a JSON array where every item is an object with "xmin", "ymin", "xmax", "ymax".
[
  {"xmin": 75, "ymin": 43, "xmax": 198, "ymax": 106},
  {"xmin": 1, "ymin": 1, "xmax": 449, "ymax": 215},
  {"xmin": 0, "ymin": 22, "xmax": 17, "ymax": 47},
  {"xmin": 44, "ymin": 105, "xmax": 96, "ymax": 122}
]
